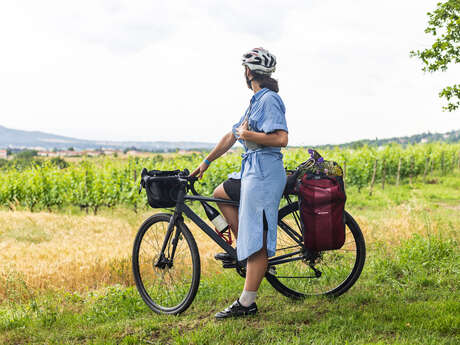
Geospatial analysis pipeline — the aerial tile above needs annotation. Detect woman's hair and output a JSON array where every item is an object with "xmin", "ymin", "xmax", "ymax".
[{"xmin": 252, "ymin": 71, "xmax": 279, "ymax": 93}]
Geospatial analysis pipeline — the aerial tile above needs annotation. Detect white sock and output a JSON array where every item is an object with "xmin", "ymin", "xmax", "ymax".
[{"xmin": 239, "ymin": 290, "xmax": 257, "ymax": 307}]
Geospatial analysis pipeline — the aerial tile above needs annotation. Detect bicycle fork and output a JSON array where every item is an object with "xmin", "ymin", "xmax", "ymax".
[{"xmin": 154, "ymin": 213, "xmax": 184, "ymax": 270}]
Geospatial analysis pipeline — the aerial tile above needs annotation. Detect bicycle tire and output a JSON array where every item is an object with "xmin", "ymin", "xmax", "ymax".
[
  {"xmin": 132, "ymin": 213, "xmax": 200, "ymax": 314},
  {"xmin": 266, "ymin": 202, "xmax": 365, "ymax": 298}
]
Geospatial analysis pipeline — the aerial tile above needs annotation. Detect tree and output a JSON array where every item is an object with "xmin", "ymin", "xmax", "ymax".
[
  {"xmin": 16, "ymin": 149, "xmax": 38, "ymax": 160},
  {"xmin": 410, "ymin": 0, "xmax": 459, "ymax": 112}
]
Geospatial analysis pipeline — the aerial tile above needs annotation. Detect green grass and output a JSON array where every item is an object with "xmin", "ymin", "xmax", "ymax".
[
  {"xmin": 1, "ymin": 236, "xmax": 459, "ymax": 344},
  {"xmin": 344, "ymin": 173, "xmax": 460, "ymax": 209},
  {"xmin": 1, "ymin": 173, "xmax": 460, "ymax": 344}
]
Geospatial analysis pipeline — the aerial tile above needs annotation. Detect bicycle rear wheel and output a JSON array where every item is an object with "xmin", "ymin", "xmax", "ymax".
[
  {"xmin": 132, "ymin": 213, "xmax": 200, "ymax": 314},
  {"xmin": 266, "ymin": 202, "xmax": 365, "ymax": 298}
]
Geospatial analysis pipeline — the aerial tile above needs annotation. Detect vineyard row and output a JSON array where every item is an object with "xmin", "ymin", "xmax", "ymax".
[{"xmin": 0, "ymin": 143, "xmax": 459, "ymax": 213}]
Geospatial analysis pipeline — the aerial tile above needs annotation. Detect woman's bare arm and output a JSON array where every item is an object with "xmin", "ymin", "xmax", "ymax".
[
  {"xmin": 206, "ymin": 131, "xmax": 237, "ymax": 161},
  {"xmin": 242, "ymin": 130, "xmax": 288, "ymax": 147},
  {"xmin": 236, "ymin": 120, "xmax": 288, "ymax": 147},
  {"xmin": 190, "ymin": 131, "xmax": 237, "ymax": 178}
]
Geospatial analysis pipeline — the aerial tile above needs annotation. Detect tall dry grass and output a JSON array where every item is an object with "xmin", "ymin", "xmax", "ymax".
[
  {"xmin": 0, "ymin": 211, "xmax": 139, "ymax": 301},
  {"xmin": 0, "ymin": 199, "xmax": 458, "ymax": 302},
  {"xmin": 0, "ymin": 209, "xmax": 229, "ymax": 301}
]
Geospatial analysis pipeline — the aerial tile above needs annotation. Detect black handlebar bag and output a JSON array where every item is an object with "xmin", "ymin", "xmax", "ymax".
[
  {"xmin": 298, "ymin": 173, "xmax": 346, "ymax": 251},
  {"xmin": 142, "ymin": 169, "xmax": 182, "ymax": 208}
]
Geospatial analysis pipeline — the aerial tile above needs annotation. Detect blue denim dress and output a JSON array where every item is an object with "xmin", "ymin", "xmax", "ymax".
[{"xmin": 228, "ymin": 88, "xmax": 288, "ymax": 261}]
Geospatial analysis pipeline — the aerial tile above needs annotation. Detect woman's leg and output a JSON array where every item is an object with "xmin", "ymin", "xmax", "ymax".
[
  {"xmin": 213, "ymin": 183, "xmax": 239, "ymax": 238},
  {"xmin": 214, "ymin": 212, "xmax": 268, "ymax": 318},
  {"xmin": 244, "ymin": 247, "xmax": 268, "ymax": 291},
  {"xmin": 243, "ymin": 212, "xmax": 268, "ymax": 292}
]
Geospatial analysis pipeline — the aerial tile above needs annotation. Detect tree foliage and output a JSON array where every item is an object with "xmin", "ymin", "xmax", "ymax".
[{"xmin": 411, "ymin": 0, "xmax": 460, "ymax": 112}]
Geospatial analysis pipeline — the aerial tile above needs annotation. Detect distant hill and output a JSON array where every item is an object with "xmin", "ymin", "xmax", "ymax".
[
  {"xmin": 1, "ymin": 125, "xmax": 459, "ymax": 152},
  {"xmin": 0, "ymin": 125, "xmax": 215, "ymax": 152},
  {"xmin": 313, "ymin": 129, "xmax": 460, "ymax": 149}
]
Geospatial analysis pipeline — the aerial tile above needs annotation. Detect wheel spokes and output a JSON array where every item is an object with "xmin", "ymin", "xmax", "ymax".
[
  {"xmin": 138, "ymin": 222, "xmax": 194, "ymax": 309},
  {"xmin": 273, "ymin": 208, "xmax": 359, "ymax": 296}
]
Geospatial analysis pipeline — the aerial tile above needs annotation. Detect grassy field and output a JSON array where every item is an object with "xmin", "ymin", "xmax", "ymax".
[{"xmin": 0, "ymin": 172, "xmax": 459, "ymax": 344}]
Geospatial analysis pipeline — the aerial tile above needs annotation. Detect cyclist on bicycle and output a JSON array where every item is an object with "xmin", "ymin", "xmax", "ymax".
[{"xmin": 191, "ymin": 47, "xmax": 288, "ymax": 319}]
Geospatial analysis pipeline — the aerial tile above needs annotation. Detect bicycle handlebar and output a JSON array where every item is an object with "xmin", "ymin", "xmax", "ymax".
[{"xmin": 139, "ymin": 166, "xmax": 293, "ymax": 195}]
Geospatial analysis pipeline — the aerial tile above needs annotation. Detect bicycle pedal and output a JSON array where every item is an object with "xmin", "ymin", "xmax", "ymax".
[{"xmin": 222, "ymin": 261, "xmax": 236, "ymax": 269}]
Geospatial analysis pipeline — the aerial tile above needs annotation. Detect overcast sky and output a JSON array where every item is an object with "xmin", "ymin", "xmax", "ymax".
[{"xmin": 0, "ymin": 0, "xmax": 458, "ymax": 146}]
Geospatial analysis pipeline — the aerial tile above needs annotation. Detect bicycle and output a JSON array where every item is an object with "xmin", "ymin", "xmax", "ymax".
[{"xmin": 132, "ymin": 168, "xmax": 366, "ymax": 315}]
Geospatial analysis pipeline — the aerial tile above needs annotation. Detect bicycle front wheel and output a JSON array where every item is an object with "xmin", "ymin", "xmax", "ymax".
[
  {"xmin": 266, "ymin": 202, "xmax": 366, "ymax": 298},
  {"xmin": 132, "ymin": 213, "xmax": 200, "ymax": 314}
]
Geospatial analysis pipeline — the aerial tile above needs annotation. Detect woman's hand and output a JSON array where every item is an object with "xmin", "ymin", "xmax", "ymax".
[
  {"xmin": 190, "ymin": 161, "xmax": 210, "ymax": 179},
  {"xmin": 235, "ymin": 120, "xmax": 249, "ymax": 140}
]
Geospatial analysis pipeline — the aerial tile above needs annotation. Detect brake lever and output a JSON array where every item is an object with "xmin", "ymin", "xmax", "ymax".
[{"xmin": 188, "ymin": 176, "xmax": 199, "ymax": 195}]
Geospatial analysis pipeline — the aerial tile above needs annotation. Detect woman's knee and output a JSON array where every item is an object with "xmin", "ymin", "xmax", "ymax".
[
  {"xmin": 248, "ymin": 246, "xmax": 268, "ymax": 263},
  {"xmin": 213, "ymin": 183, "xmax": 229, "ymax": 199}
]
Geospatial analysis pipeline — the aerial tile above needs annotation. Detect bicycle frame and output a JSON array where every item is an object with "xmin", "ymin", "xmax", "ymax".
[
  {"xmin": 135, "ymin": 172, "xmax": 366, "ymax": 313},
  {"xmin": 161, "ymin": 180, "xmax": 306, "ymax": 268}
]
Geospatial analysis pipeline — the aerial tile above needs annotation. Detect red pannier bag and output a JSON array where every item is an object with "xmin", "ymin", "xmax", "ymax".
[{"xmin": 298, "ymin": 174, "xmax": 346, "ymax": 251}]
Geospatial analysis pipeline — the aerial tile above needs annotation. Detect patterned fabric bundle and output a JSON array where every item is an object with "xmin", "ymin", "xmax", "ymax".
[
  {"xmin": 297, "ymin": 149, "xmax": 343, "ymax": 177},
  {"xmin": 283, "ymin": 149, "xmax": 344, "ymax": 196}
]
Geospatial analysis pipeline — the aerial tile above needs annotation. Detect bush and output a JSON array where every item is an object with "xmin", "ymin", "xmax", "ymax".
[{"xmin": 50, "ymin": 157, "xmax": 68, "ymax": 169}]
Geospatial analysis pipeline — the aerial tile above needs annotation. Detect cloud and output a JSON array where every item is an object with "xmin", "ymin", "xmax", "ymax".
[
  {"xmin": 200, "ymin": 0, "xmax": 313, "ymax": 41},
  {"xmin": 0, "ymin": 0, "xmax": 458, "ymax": 146},
  {"xmin": 14, "ymin": 0, "xmax": 181, "ymax": 53}
]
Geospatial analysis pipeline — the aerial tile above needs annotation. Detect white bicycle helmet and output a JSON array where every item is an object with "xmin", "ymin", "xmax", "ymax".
[{"xmin": 242, "ymin": 47, "xmax": 276, "ymax": 75}]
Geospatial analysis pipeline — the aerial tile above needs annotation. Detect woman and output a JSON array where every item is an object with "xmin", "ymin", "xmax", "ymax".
[{"xmin": 190, "ymin": 47, "xmax": 288, "ymax": 318}]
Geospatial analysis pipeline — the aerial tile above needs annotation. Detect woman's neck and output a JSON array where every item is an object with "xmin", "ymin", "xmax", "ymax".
[{"xmin": 251, "ymin": 81, "xmax": 262, "ymax": 93}]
